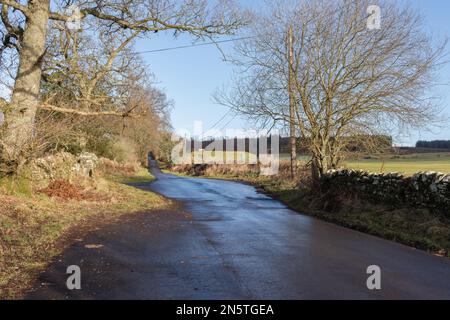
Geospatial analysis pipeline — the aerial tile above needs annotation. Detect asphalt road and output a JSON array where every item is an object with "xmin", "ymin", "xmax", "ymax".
[{"xmin": 26, "ymin": 161, "xmax": 450, "ymax": 299}]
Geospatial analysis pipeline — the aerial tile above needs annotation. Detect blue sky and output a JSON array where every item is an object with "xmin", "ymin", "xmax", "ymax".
[{"xmin": 137, "ymin": 0, "xmax": 450, "ymax": 146}]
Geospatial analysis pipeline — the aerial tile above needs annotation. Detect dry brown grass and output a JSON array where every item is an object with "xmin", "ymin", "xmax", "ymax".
[
  {"xmin": 0, "ymin": 169, "xmax": 171, "ymax": 299},
  {"xmin": 97, "ymin": 157, "xmax": 141, "ymax": 177},
  {"xmin": 171, "ymin": 160, "xmax": 305, "ymax": 181}
]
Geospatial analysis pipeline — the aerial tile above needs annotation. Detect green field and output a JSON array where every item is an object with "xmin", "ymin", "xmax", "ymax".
[
  {"xmin": 280, "ymin": 152, "xmax": 450, "ymax": 175},
  {"xmin": 345, "ymin": 157, "xmax": 450, "ymax": 175},
  {"xmin": 189, "ymin": 151, "xmax": 258, "ymax": 163}
]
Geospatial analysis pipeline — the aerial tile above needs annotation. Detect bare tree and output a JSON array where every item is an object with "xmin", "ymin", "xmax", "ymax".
[
  {"xmin": 0, "ymin": 0, "xmax": 246, "ymax": 169},
  {"xmin": 218, "ymin": 0, "xmax": 448, "ymax": 183},
  {"xmin": 120, "ymin": 86, "xmax": 173, "ymax": 163},
  {"xmin": 41, "ymin": 18, "xmax": 144, "ymax": 117},
  {"xmin": 37, "ymin": 16, "xmax": 173, "ymax": 163}
]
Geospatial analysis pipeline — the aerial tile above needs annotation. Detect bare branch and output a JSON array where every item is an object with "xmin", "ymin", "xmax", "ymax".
[
  {"xmin": 39, "ymin": 103, "xmax": 141, "ymax": 118},
  {"xmin": 0, "ymin": 0, "xmax": 29, "ymax": 16}
]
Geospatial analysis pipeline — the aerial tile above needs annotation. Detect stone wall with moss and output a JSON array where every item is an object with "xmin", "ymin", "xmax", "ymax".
[{"xmin": 321, "ymin": 169, "xmax": 450, "ymax": 214}]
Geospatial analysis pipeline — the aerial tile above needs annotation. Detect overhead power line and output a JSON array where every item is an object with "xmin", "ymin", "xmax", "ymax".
[
  {"xmin": 134, "ymin": 36, "xmax": 255, "ymax": 55},
  {"xmin": 132, "ymin": 1, "xmax": 359, "ymax": 55}
]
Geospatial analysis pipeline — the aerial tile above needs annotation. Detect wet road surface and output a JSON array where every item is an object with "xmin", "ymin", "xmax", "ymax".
[{"xmin": 26, "ymin": 162, "xmax": 450, "ymax": 299}]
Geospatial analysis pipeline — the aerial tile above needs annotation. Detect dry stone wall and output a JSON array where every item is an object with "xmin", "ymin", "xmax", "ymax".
[{"xmin": 321, "ymin": 169, "xmax": 450, "ymax": 215}]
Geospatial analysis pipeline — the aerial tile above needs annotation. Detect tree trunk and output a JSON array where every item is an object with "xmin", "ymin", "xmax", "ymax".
[
  {"xmin": 1, "ymin": 0, "xmax": 50, "ymax": 165},
  {"xmin": 311, "ymin": 153, "xmax": 328, "ymax": 188}
]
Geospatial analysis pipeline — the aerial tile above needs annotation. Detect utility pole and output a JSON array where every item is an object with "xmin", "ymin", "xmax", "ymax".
[{"xmin": 287, "ymin": 25, "xmax": 297, "ymax": 180}]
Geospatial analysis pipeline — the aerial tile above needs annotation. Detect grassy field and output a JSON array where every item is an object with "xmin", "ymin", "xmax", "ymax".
[
  {"xmin": 188, "ymin": 151, "xmax": 257, "ymax": 164},
  {"xmin": 344, "ymin": 153, "xmax": 450, "ymax": 175},
  {"xmin": 279, "ymin": 152, "xmax": 450, "ymax": 175}
]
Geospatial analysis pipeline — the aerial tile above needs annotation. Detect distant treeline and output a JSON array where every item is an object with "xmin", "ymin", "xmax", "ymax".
[
  {"xmin": 416, "ymin": 140, "xmax": 450, "ymax": 150},
  {"xmin": 284, "ymin": 135, "xmax": 392, "ymax": 153},
  {"xmin": 190, "ymin": 135, "xmax": 392, "ymax": 154}
]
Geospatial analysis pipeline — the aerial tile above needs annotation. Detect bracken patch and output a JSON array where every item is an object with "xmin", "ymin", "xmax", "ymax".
[{"xmin": 38, "ymin": 180, "xmax": 87, "ymax": 201}]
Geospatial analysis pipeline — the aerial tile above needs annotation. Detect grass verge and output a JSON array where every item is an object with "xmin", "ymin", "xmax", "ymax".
[
  {"xmin": 0, "ymin": 169, "xmax": 171, "ymax": 299},
  {"xmin": 110, "ymin": 167, "xmax": 156, "ymax": 184}
]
